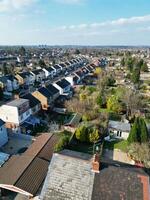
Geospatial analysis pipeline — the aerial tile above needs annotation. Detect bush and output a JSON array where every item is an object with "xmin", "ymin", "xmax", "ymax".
[
  {"xmin": 87, "ymin": 86, "xmax": 97, "ymax": 94},
  {"xmin": 127, "ymin": 143, "xmax": 150, "ymax": 167},
  {"xmin": 88, "ymin": 127, "xmax": 99, "ymax": 143},
  {"xmin": 54, "ymin": 135, "xmax": 70, "ymax": 152},
  {"xmin": 75, "ymin": 125, "xmax": 88, "ymax": 142},
  {"xmin": 75, "ymin": 125, "xmax": 100, "ymax": 144}
]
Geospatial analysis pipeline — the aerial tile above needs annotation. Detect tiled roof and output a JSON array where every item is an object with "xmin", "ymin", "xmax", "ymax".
[
  {"xmin": 22, "ymin": 93, "xmax": 40, "ymax": 108},
  {"xmin": 18, "ymin": 72, "xmax": 31, "ymax": 79},
  {"xmin": 46, "ymin": 84, "xmax": 59, "ymax": 96},
  {"xmin": 60, "ymin": 63, "xmax": 66, "ymax": 68},
  {"xmin": 32, "ymin": 69, "xmax": 43, "ymax": 75},
  {"xmin": 47, "ymin": 67, "xmax": 54, "ymax": 72},
  {"xmin": 53, "ymin": 64, "xmax": 61, "ymax": 70},
  {"xmin": 0, "ymin": 133, "xmax": 59, "ymax": 196},
  {"xmin": 55, "ymin": 78, "xmax": 70, "ymax": 89},
  {"xmin": 38, "ymin": 87, "xmax": 53, "ymax": 98},
  {"xmin": 40, "ymin": 150, "xmax": 94, "ymax": 200},
  {"xmin": 6, "ymin": 98, "xmax": 29, "ymax": 107},
  {"xmin": 108, "ymin": 120, "xmax": 131, "ymax": 132},
  {"xmin": 15, "ymin": 157, "xmax": 49, "ymax": 195},
  {"xmin": 92, "ymin": 166, "xmax": 144, "ymax": 200},
  {"xmin": 40, "ymin": 149, "xmax": 149, "ymax": 200}
]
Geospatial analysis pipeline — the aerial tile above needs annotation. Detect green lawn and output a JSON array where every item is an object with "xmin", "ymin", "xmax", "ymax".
[{"xmin": 104, "ymin": 140, "xmax": 128, "ymax": 152}]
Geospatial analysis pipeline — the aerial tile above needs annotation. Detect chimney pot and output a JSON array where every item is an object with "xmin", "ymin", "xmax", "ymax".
[
  {"xmin": 14, "ymin": 94, "xmax": 20, "ymax": 99},
  {"xmin": 92, "ymin": 153, "xmax": 100, "ymax": 173}
]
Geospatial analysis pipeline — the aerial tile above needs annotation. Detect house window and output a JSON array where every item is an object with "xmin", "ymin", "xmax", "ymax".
[
  {"xmin": 120, "ymin": 131, "xmax": 122, "ymax": 137},
  {"xmin": 117, "ymin": 131, "xmax": 119, "ymax": 136}
]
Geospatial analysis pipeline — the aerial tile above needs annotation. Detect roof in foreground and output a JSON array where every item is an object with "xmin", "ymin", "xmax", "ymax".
[
  {"xmin": 40, "ymin": 149, "xmax": 149, "ymax": 200},
  {"xmin": 92, "ymin": 166, "xmax": 146, "ymax": 200},
  {"xmin": 0, "ymin": 133, "xmax": 59, "ymax": 197},
  {"xmin": 40, "ymin": 150, "xmax": 94, "ymax": 200}
]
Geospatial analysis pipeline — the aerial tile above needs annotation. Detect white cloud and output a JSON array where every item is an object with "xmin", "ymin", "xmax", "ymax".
[
  {"xmin": 110, "ymin": 15, "xmax": 150, "ymax": 25},
  {"xmin": 57, "ymin": 14, "xmax": 150, "ymax": 31},
  {"xmin": 0, "ymin": 0, "xmax": 36, "ymax": 12},
  {"xmin": 54, "ymin": 0, "xmax": 84, "ymax": 5}
]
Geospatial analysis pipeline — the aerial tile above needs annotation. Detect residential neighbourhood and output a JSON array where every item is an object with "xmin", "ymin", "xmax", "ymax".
[
  {"xmin": 0, "ymin": 0, "xmax": 150, "ymax": 199},
  {"xmin": 0, "ymin": 46, "xmax": 149, "ymax": 200}
]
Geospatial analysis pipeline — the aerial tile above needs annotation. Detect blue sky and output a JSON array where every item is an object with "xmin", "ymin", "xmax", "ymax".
[{"xmin": 0, "ymin": 0, "xmax": 150, "ymax": 45}]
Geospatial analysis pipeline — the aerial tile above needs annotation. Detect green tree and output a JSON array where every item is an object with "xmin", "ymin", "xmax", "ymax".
[
  {"xmin": 128, "ymin": 117, "xmax": 139, "ymax": 144},
  {"xmin": 141, "ymin": 62, "xmax": 148, "ymax": 72},
  {"xmin": 126, "ymin": 57, "xmax": 134, "ymax": 71},
  {"xmin": 39, "ymin": 59, "xmax": 46, "ymax": 68},
  {"xmin": 107, "ymin": 95, "xmax": 122, "ymax": 113},
  {"xmin": 139, "ymin": 118, "xmax": 149, "ymax": 143},
  {"xmin": 131, "ymin": 68, "xmax": 140, "ymax": 84},
  {"xmin": 75, "ymin": 125, "xmax": 87, "ymax": 142},
  {"xmin": 121, "ymin": 57, "xmax": 125, "ymax": 67},
  {"xmin": 106, "ymin": 75, "xmax": 116, "ymax": 86},
  {"xmin": 137, "ymin": 59, "xmax": 144, "ymax": 69},
  {"xmin": 88, "ymin": 128, "xmax": 99, "ymax": 143},
  {"xmin": 2, "ymin": 63, "xmax": 9, "ymax": 75},
  {"xmin": 19, "ymin": 46, "xmax": 26, "ymax": 56},
  {"xmin": 54, "ymin": 135, "xmax": 70, "ymax": 152},
  {"xmin": 128, "ymin": 117, "xmax": 149, "ymax": 144},
  {"xmin": 96, "ymin": 95, "xmax": 103, "ymax": 108},
  {"xmin": 75, "ymin": 49, "xmax": 80, "ymax": 55}
]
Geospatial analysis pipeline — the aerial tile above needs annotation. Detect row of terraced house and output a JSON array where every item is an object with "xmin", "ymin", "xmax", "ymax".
[{"xmin": 0, "ymin": 58, "xmax": 96, "ymax": 138}]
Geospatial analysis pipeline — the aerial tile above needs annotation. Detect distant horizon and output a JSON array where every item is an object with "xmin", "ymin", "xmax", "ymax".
[{"xmin": 0, "ymin": 44, "xmax": 150, "ymax": 48}]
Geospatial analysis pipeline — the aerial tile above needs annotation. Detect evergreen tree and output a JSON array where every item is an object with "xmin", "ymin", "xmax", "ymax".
[
  {"xmin": 121, "ymin": 57, "xmax": 125, "ymax": 67},
  {"xmin": 128, "ymin": 117, "xmax": 139, "ymax": 144},
  {"xmin": 131, "ymin": 68, "xmax": 140, "ymax": 84},
  {"xmin": 39, "ymin": 59, "xmax": 46, "ymax": 68},
  {"xmin": 141, "ymin": 62, "xmax": 148, "ymax": 72},
  {"xmin": 128, "ymin": 117, "xmax": 149, "ymax": 144},
  {"xmin": 139, "ymin": 118, "xmax": 149, "ymax": 143},
  {"xmin": 19, "ymin": 46, "xmax": 26, "ymax": 56}
]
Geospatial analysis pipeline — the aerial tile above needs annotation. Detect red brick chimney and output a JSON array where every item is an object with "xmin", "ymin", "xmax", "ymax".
[
  {"xmin": 92, "ymin": 152, "xmax": 100, "ymax": 173},
  {"xmin": 138, "ymin": 175, "xmax": 150, "ymax": 200}
]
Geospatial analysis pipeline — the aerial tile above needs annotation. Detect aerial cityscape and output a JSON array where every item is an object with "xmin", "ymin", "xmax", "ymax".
[{"xmin": 0, "ymin": 0, "xmax": 150, "ymax": 200}]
